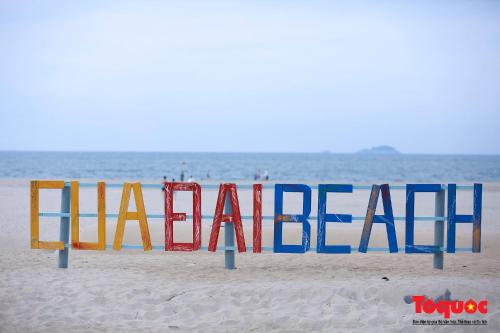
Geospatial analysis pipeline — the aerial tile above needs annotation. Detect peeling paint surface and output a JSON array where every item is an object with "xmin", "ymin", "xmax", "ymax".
[
  {"xmin": 208, "ymin": 184, "xmax": 246, "ymax": 253},
  {"xmin": 164, "ymin": 182, "xmax": 202, "ymax": 251}
]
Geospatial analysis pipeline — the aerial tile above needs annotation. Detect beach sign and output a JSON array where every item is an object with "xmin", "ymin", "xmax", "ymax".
[{"xmin": 30, "ymin": 181, "xmax": 482, "ymax": 270}]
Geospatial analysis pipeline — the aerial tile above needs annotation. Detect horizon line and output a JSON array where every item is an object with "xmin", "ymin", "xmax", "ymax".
[{"xmin": 0, "ymin": 149, "xmax": 499, "ymax": 156}]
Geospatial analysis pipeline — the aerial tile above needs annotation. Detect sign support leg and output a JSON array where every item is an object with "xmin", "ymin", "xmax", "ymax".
[
  {"xmin": 224, "ymin": 195, "xmax": 235, "ymax": 269},
  {"xmin": 433, "ymin": 189, "xmax": 445, "ymax": 269},
  {"xmin": 58, "ymin": 185, "xmax": 70, "ymax": 268}
]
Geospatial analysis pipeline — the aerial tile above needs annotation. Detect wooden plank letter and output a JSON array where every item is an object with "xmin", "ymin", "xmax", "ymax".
[
  {"xmin": 358, "ymin": 184, "xmax": 398, "ymax": 253},
  {"xmin": 405, "ymin": 184, "xmax": 442, "ymax": 253},
  {"xmin": 71, "ymin": 181, "xmax": 106, "ymax": 250},
  {"xmin": 317, "ymin": 184, "xmax": 352, "ymax": 253},
  {"xmin": 447, "ymin": 183, "xmax": 482, "ymax": 253},
  {"xmin": 30, "ymin": 180, "xmax": 66, "ymax": 250},
  {"xmin": 164, "ymin": 182, "xmax": 202, "ymax": 251},
  {"xmin": 274, "ymin": 184, "xmax": 311, "ymax": 253},
  {"xmin": 253, "ymin": 184, "xmax": 262, "ymax": 253},
  {"xmin": 208, "ymin": 184, "xmax": 246, "ymax": 252},
  {"xmin": 113, "ymin": 182, "xmax": 152, "ymax": 251}
]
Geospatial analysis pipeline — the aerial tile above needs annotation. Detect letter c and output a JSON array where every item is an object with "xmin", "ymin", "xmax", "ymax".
[{"xmin": 478, "ymin": 300, "xmax": 488, "ymax": 314}]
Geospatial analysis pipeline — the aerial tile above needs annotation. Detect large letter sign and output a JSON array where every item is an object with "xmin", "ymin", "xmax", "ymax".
[
  {"xmin": 164, "ymin": 182, "xmax": 202, "ymax": 251},
  {"xmin": 71, "ymin": 181, "xmax": 106, "ymax": 250},
  {"xmin": 405, "ymin": 184, "xmax": 442, "ymax": 253},
  {"xmin": 30, "ymin": 180, "xmax": 66, "ymax": 250},
  {"xmin": 208, "ymin": 184, "xmax": 246, "ymax": 252},
  {"xmin": 358, "ymin": 184, "xmax": 398, "ymax": 253},
  {"xmin": 447, "ymin": 183, "xmax": 482, "ymax": 253},
  {"xmin": 274, "ymin": 184, "xmax": 311, "ymax": 253},
  {"xmin": 253, "ymin": 184, "xmax": 263, "ymax": 253},
  {"xmin": 29, "ymin": 179, "xmax": 484, "ymax": 270},
  {"xmin": 113, "ymin": 182, "xmax": 152, "ymax": 251},
  {"xmin": 317, "ymin": 184, "xmax": 353, "ymax": 254}
]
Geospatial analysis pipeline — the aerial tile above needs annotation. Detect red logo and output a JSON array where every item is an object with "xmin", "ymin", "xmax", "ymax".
[{"xmin": 412, "ymin": 296, "xmax": 488, "ymax": 319}]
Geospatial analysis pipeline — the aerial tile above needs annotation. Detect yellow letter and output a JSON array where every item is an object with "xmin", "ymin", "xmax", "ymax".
[
  {"xmin": 113, "ymin": 182, "xmax": 152, "ymax": 251},
  {"xmin": 30, "ymin": 180, "xmax": 66, "ymax": 250},
  {"xmin": 71, "ymin": 181, "xmax": 106, "ymax": 250}
]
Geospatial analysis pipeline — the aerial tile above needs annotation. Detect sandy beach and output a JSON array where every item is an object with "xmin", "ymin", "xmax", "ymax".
[
  {"xmin": 0, "ymin": 179, "xmax": 499, "ymax": 332},
  {"xmin": 2, "ymin": 0, "xmax": 499, "ymax": 331}
]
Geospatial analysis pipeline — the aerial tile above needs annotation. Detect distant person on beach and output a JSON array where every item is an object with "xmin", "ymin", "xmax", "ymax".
[
  {"xmin": 188, "ymin": 175, "xmax": 195, "ymax": 182},
  {"xmin": 263, "ymin": 170, "xmax": 269, "ymax": 181},
  {"xmin": 161, "ymin": 176, "xmax": 167, "ymax": 191},
  {"xmin": 206, "ymin": 171, "xmax": 210, "ymax": 180},
  {"xmin": 254, "ymin": 170, "xmax": 261, "ymax": 180},
  {"xmin": 180, "ymin": 161, "xmax": 187, "ymax": 182}
]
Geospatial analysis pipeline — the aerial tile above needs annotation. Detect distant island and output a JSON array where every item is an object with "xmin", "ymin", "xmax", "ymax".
[{"xmin": 357, "ymin": 145, "xmax": 401, "ymax": 155}]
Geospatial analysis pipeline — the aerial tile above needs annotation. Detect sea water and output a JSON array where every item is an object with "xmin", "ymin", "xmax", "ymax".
[{"xmin": 0, "ymin": 151, "xmax": 499, "ymax": 182}]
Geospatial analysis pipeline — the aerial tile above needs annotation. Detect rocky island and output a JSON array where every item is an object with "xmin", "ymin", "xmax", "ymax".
[{"xmin": 357, "ymin": 145, "xmax": 400, "ymax": 154}]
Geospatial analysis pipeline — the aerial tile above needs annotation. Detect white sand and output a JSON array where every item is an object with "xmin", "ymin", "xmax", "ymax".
[{"xmin": 0, "ymin": 179, "xmax": 499, "ymax": 332}]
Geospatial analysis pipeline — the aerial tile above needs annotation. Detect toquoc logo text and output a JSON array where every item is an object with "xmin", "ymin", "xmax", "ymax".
[{"xmin": 412, "ymin": 296, "xmax": 488, "ymax": 319}]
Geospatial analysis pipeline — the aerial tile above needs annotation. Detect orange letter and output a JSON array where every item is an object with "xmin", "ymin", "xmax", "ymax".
[
  {"xmin": 30, "ymin": 180, "xmax": 66, "ymax": 250},
  {"xmin": 253, "ymin": 184, "xmax": 262, "ymax": 253},
  {"xmin": 113, "ymin": 182, "xmax": 152, "ymax": 251},
  {"xmin": 71, "ymin": 181, "xmax": 106, "ymax": 250}
]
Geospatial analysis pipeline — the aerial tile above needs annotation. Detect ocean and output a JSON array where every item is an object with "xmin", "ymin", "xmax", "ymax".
[{"xmin": 0, "ymin": 151, "xmax": 499, "ymax": 182}]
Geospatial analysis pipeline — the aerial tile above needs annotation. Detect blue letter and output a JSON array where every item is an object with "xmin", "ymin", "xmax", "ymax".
[
  {"xmin": 359, "ymin": 184, "xmax": 398, "ymax": 253},
  {"xmin": 405, "ymin": 184, "xmax": 442, "ymax": 253},
  {"xmin": 317, "ymin": 184, "xmax": 352, "ymax": 253},
  {"xmin": 274, "ymin": 184, "xmax": 311, "ymax": 253},
  {"xmin": 447, "ymin": 184, "xmax": 482, "ymax": 253}
]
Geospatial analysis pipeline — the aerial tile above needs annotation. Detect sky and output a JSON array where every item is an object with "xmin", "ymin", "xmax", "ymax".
[{"xmin": 0, "ymin": 0, "xmax": 499, "ymax": 154}]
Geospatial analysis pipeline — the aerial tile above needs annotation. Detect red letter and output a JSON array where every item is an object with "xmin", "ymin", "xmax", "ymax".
[
  {"xmin": 451, "ymin": 300, "xmax": 463, "ymax": 314},
  {"xmin": 436, "ymin": 300, "xmax": 451, "ymax": 319},
  {"xmin": 164, "ymin": 182, "xmax": 202, "ymax": 251},
  {"xmin": 478, "ymin": 300, "xmax": 488, "ymax": 314},
  {"xmin": 423, "ymin": 299, "xmax": 436, "ymax": 314},
  {"xmin": 208, "ymin": 184, "xmax": 246, "ymax": 252},
  {"xmin": 253, "ymin": 184, "xmax": 262, "ymax": 253},
  {"xmin": 412, "ymin": 295, "xmax": 425, "ymax": 313}
]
